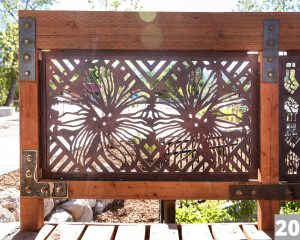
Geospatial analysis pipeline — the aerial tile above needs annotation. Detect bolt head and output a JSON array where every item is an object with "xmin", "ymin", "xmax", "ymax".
[
  {"xmin": 56, "ymin": 187, "xmax": 64, "ymax": 194},
  {"xmin": 269, "ymin": 24, "xmax": 275, "ymax": 31},
  {"xmin": 25, "ymin": 170, "xmax": 32, "ymax": 177},
  {"xmin": 267, "ymin": 72, "xmax": 273, "ymax": 78},
  {"xmin": 268, "ymin": 39, "xmax": 274, "ymax": 46},
  {"xmin": 25, "ymin": 186, "xmax": 32, "ymax": 193},
  {"xmin": 24, "ymin": 54, "xmax": 30, "ymax": 61},
  {"xmin": 24, "ymin": 39, "xmax": 30, "ymax": 44},
  {"xmin": 236, "ymin": 190, "xmax": 243, "ymax": 196},
  {"xmin": 41, "ymin": 187, "xmax": 48, "ymax": 194},
  {"xmin": 24, "ymin": 22, "xmax": 30, "ymax": 28},
  {"xmin": 24, "ymin": 71, "xmax": 30, "ymax": 76},
  {"xmin": 26, "ymin": 154, "xmax": 32, "ymax": 162}
]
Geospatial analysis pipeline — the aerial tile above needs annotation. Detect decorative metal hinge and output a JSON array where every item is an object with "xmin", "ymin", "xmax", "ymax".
[
  {"xmin": 21, "ymin": 150, "xmax": 68, "ymax": 198},
  {"xmin": 19, "ymin": 17, "xmax": 36, "ymax": 81},
  {"xmin": 230, "ymin": 184, "xmax": 300, "ymax": 200},
  {"xmin": 262, "ymin": 19, "xmax": 279, "ymax": 83}
]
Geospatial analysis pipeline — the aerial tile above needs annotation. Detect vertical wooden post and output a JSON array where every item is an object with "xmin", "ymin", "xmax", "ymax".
[
  {"xmin": 160, "ymin": 200, "xmax": 176, "ymax": 223},
  {"xmin": 257, "ymin": 52, "xmax": 280, "ymax": 231},
  {"xmin": 19, "ymin": 16, "xmax": 44, "ymax": 230}
]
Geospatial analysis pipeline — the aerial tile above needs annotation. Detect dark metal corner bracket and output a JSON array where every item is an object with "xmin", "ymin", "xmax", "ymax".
[
  {"xmin": 263, "ymin": 19, "xmax": 279, "ymax": 83},
  {"xmin": 19, "ymin": 17, "xmax": 36, "ymax": 81},
  {"xmin": 21, "ymin": 150, "xmax": 68, "ymax": 198}
]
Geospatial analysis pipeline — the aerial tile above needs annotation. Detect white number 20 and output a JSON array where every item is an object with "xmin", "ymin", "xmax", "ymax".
[{"xmin": 276, "ymin": 219, "xmax": 300, "ymax": 237}]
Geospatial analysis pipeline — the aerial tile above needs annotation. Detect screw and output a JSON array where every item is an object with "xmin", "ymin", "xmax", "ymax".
[
  {"xmin": 24, "ymin": 71, "xmax": 30, "ymax": 76},
  {"xmin": 25, "ymin": 170, "xmax": 32, "ymax": 177},
  {"xmin": 56, "ymin": 187, "xmax": 63, "ymax": 194},
  {"xmin": 268, "ymin": 72, "xmax": 273, "ymax": 78},
  {"xmin": 24, "ymin": 54, "xmax": 31, "ymax": 61},
  {"xmin": 285, "ymin": 188, "xmax": 293, "ymax": 195},
  {"xmin": 25, "ymin": 186, "xmax": 32, "ymax": 193},
  {"xmin": 26, "ymin": 154, "xmax": 32, "ymax": 162},
  {"xmin": 24, "ymin": 39, "xmax": 30, "ymax": 44},
  {"xmin": 268, "ymin": 57, "xmax": 272, "ymax": 63},
  {"xmin": 269, "ymin": 24, "xmax": 275, "ymax": 31},
  {"xmin": 41, "ymin": 187, "xmax": 48, "ymax": 194},
  {"xmin": 236, "ymin": 190, "xmax": 243, "ymax": 196},
  {"xmin": 268, "ymin": 39, "xmax": 274, "ymax": 46},
  {"xmin": 250, "ymin": 190, "xmax": 257, "ymax": 196},
  {"xmin": 24, "ymin": 22, "xmax": 30, "ymax": 28}
]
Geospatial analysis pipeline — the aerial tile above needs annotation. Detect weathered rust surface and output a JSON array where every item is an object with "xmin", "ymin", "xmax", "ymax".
[
  {"xmin": 40, "ymin": 51, "xmax": 259, "ymax": 181},
  {"xmin": 279, "ymin": 56, "xmax": 300, "ymax": 182}
]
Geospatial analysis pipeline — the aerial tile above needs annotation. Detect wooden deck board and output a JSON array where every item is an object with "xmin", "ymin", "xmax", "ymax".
[
  {"xmin": 81, "ymin": 225, "xmax": 115, "ymax": 240},
  {"xmin": 150, "ymin": 224, "xmax": 179, "ymax": 240},
  {"xmin": 212, "ymin": 224, "xmax": 247, "ymax": 240},
  {"xmin": 46, "ymin": 223, "xmax": 85, "ymax": 240},
  {"xmin": 115, "ymin": 225, "xmax": 145, "ymax": 240},
  {"xmin": 181, "ymin": 224, "xmax": 214, "ymax": 240},
  {"xmin": 16, "ymin": 223, "xmax": 273, "ymax": 240},
  {"xmin": 242, "ymin": 224, "xmax": 271, "ymax": 240}
]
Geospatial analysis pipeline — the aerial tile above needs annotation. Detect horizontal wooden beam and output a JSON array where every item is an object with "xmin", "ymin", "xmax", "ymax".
[
  {"xmin": 49, "ymin": 181, "xmax": 261, "ymax": 200},
  {"xmin": 19, "ymin": 11, "xmax": 300, "ymax": 51}
]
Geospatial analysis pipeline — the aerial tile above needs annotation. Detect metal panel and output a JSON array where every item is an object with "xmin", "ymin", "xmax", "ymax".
[
  {"xmin": 40, "ymin": 51, "xmax": 259, "ymax": 181},
  {"xmin": 21, "ymin": 150, "xmax": 68, "ymax": 198},
  {"xmin": 279, "ymin": 56, "xmax": 300, "ymax": 182},
  {"xmin": 19, "ymin": 17, "xmax": 36, "ymax": 81},
  {"xmin": 230, "ymin": 184, "xmax": 300, "ymax": 200},
  {"xmin": 262, "ymin": 19, "xmax": 279, "ymax": 83}
]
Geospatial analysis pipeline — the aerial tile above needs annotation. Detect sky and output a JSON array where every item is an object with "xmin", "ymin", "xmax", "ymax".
[{"xmin": 51, "ymin": 0, "xmax": 238, "ymax": 12}]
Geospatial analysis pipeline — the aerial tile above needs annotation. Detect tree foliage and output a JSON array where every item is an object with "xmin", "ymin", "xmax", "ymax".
[
  {"xmin": 87, "ymin": 0, "xmax": 141, "ymax": 10},
  {"xmin": 236, "ymin": 0, "xmax": 300, "ymax": 11},
  {"xmin": 0, "ymin": 0, "xmax": 56, "ymax": 106}
]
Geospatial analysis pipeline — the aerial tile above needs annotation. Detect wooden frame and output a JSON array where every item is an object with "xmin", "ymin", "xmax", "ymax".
[{"xmin": 19, "ymin": 10, "xmax": 300, "ymax": 231}]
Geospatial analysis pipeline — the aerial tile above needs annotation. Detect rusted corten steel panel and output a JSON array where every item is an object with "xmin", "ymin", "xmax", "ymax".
[
  {"xmin": 280, "ymin": 56, "xmax": 300, "ymax": 182},
  {"xmin": 19, "ymin": 11, "xmax": 300, "ymax": 51},
  {"xmin": 40, "ymin": 51, "xmax": 259, "ymax": 181}
]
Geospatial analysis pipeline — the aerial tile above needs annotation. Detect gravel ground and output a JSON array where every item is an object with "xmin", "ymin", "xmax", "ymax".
[{"xmin": 0, "ymin": 170, "xmax": 160, "ymax": 223}]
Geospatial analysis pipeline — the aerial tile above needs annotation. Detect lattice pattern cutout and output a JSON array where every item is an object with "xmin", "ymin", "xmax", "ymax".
[
  {"xmin": 42, "ymin": 52, "xmax": 258, "ymax": 180},
  {"xmin": 280, "ymin": 58, "xmax": 300, "ymax": 180}
]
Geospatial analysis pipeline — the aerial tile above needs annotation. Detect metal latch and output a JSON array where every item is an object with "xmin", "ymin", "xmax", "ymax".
[
  {"xmin": 21, "ymin": 150, "xmax": 68, "ymax": 198},
  {"xmin": 230, "ymin": 184, "xmax": 300, "ymax": 200}
]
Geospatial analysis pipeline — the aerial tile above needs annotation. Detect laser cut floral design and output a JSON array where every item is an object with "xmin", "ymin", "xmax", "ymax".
[{"xmin": 44, "ymin": 52, "xmax": 258, "ymax": 180}]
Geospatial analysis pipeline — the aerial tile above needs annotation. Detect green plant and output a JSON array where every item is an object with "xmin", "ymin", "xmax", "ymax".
[
  {"xmin": 176, "ymin": 200, "xmax": 257, "ymax": 223},
  {"xmin": 176, "ymin": 200, "xmax": 233, "ymax": 223},
  {"xmin": 280, "ymin": 201, "xmax": 300, "ymax": 214}
]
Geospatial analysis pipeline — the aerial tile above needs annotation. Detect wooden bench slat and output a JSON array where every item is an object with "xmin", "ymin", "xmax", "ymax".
[
  {"xmin": 114, "ymin": 225, "xmax": 145, "ymax": 240},
  {"xmin": 242, "ymin": 225, "xmax": 271, "ymax": 240},
  {"xmin": 81, "ymin": 225, "xmax": 115, "ymax": 240},
  {"xmin": 181, "ymin": 225, "xmax": 213, "ymax": 240},
  {"xmin": 212, "ymin": 224, "xmax": 247, "ymax": 240},
  {"xmin": 35, "ymin": 224, "xmax": 56, "ymax": 240},
  {"xmin": 150, "ymin": 224, "xmax": 179, "ymax": 240},
  {"xmin": 46, "ymin": 223, "xmax": 85, "ymax": 240}
]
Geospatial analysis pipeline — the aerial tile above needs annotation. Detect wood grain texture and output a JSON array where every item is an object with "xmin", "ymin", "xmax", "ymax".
[
  {"xmin": 181, "ymin": 225, "xmax": 213, "ymax": 240},
  {"xmin": 257, "ymin": 52, "xmax": 280, "ymax": 231},
  {"xmin": 19, "ymin": 11, "xmax": 300, "ymax": 51},
  {"xmin": 81, "ymin": 226, "xmax": 115, "ymax": 240},
  {"xmin": 211, "ymin": 224, "xmax": 247, "ymax": 240},
  {"xmin": 66, "ymin": 181, "xmax": 259, "ymax": 199},
  {"xmin": 115, "ymin": 226, "xmax": 145, "ymax": 240},
  {"xmin": 150, "ymin": 224, "xmax": 179, "ymax": 240},
  {"xmin": 19, "ymin": 77, "xmax": 44, "ymax": 230},
  {"xmin": 46, "ymin": 224, "xmax": 85, "ymax": 240},
  {"xmin": 242, "ymin": 224, "xmax": 271, "ymax": 240}
]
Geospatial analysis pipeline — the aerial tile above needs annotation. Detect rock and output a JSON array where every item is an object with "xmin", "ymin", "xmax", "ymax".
[
  {"xmin": 86, "ymin": 199, "xmax": 96, "ymax": 208},
  {"xmin": 0, "ymin": 188, "xmax": 19, "ymax": 221},
  {"xmin": 60, "ymin": 199, "xmax": 92, "ymax": 221},
  {"xmin": 94, "ymin": 200, "xmax": 113, "ymax": 214},
  {"xmin": 45, "ymin": 209, "xmax": 73, "ymax": 222},
  {"xmin": 77, "ymin": 204, "xmax": 93, "ymax": 222},
  {"xmin": 44, "ymin": 199, "xmax": 54, "ymax": 218},
  {"xmin": 0, "ymin": 206, "xmax": 15, "ymax": 223}
]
